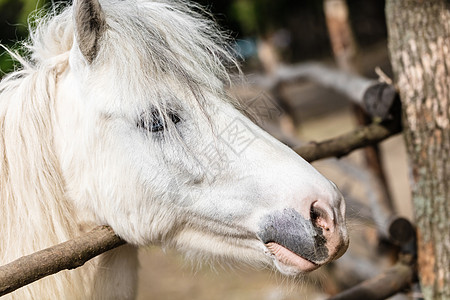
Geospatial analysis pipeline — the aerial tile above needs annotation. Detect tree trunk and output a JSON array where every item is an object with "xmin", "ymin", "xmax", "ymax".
[{"xmin": 385, "ymin": 1, "xmax": 450, "ymax": 299}]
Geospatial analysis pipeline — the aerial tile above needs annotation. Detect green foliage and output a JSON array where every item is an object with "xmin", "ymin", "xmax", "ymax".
[
  {"xmin": 0, "ymin": 0, "xmax": 48, "ymax": 76},
  {"xmin": 230, "ymin": 1, "xmax": 258, "ymax": 35},
  {"xmin": 230, "ymin": 0, "xmax": 276, "ymax": 36},
  {"xmin": 229, "ymin": 0, "xmax": 324, "ymax": 37}
]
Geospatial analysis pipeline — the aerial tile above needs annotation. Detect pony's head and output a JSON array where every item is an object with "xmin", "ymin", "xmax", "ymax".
[{"xmin": 48, "ymin": 0, "xmax": 348, "ymax": 275}]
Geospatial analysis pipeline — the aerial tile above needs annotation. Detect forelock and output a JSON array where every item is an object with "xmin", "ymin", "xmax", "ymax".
[{"xmin": 96, "ymin": 0, "xmax": 238, "ymax": 101}]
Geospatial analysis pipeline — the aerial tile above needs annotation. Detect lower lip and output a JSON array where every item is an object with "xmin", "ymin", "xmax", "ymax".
[{"xmin": 266, "ymin": 242, "xmax": 319, "ymax": 272}]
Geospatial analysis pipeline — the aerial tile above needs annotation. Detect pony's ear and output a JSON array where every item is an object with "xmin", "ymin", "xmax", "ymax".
[{"xmin": 73, "ymin": 0, "xmax": 106, "ymax": 63}]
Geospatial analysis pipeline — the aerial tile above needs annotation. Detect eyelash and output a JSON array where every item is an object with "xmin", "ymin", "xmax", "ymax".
[{"xmin": 137, "ymin": 111, "xmax": 181, "ymax": 133}]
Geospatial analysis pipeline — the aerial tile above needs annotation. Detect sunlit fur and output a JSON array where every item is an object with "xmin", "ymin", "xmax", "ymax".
[{"xmin": 0, "ymin": 1, "xmax": 347, "ymax": 299}]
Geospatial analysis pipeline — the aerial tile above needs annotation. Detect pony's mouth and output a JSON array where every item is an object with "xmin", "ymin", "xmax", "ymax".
[{"xmin": 265, "ymin": 242, "xmax": 319, "ymax": 275}]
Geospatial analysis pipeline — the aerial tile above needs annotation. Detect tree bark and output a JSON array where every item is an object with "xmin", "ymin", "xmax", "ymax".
[{"xmin": 386, "ymin": 1, "xmax": 450, "ymax": 299}]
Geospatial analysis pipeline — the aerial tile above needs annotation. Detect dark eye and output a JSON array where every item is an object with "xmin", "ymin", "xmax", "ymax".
[{"xmin": 138, "ymin": 111, "xmax": 181, "ymax": 132}]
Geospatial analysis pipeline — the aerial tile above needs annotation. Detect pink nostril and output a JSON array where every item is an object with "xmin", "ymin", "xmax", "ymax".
[{"xmin": 310, "ymin": 201, "xmax": 334, "ymax": 232}]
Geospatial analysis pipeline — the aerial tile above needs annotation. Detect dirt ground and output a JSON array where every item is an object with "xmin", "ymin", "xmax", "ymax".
[{"xmin": 136, "ymin": 53, "xmax": 413, "ymax": 299}]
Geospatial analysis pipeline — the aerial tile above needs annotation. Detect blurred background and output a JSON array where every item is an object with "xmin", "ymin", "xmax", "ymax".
[
  {"xmin": 1, "ymin": 1, "xmax": 412, "ymax": 299},
  {"xmin": 1, "ymin": 0, "xmax": 387, "ymax": 76}
]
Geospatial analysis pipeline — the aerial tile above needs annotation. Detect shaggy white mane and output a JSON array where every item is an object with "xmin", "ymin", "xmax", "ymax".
[{"xmin": 0, "ymin": 1, "xmax": 238, "ymax": 299}]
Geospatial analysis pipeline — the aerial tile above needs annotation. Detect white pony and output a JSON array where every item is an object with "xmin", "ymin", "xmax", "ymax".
[{"xmin": 0, "ymin": 0, "xmax": 348, "ymax": 299}]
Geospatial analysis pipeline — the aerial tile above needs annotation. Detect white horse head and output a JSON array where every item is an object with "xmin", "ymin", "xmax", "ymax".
[{"xmin": 0, "ymin": 0, "xmax": 348, "ymax": 297}]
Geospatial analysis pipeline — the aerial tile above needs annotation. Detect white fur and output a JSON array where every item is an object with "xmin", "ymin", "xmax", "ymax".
[{"xmin": 0, "ymin": 1, "xmax": 346, "ymax": 299}]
